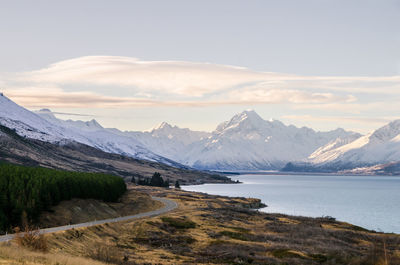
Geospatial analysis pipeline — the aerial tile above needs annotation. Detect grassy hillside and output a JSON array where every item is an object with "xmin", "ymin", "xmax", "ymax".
[
  {"xmin": 39, "ymin": 189, "xmax": 162, "ymax": 228},
  {"xmin": 2, "ymin": 186, "xmax": 398, "ymax": 265}
]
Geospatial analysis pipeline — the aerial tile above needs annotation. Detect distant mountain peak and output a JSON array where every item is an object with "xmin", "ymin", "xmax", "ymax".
[
  {"xmin": 230, "ymin": 110, "xmax": 263, "ymax": 123},
  {"xmin": 86, "ymin": 119, "xmax": 103, "ymax": 129},
  {"xmin": 237, "ymin": 109, "xmax": 262, "ymax": 119},
  {"xmin": 216, "ymin": 110, "xmax": 281, "ymax": 133},
  {"xmin": 370, "ymin": 119, "xmax": 400, "ymax": 142},
  {"xmin": 153, "ymin": 121, "xmax": 174, "ymax": 131},
  {"xmin": 36, "ymin": 108, "xmax": 57, "ymax": 120}
]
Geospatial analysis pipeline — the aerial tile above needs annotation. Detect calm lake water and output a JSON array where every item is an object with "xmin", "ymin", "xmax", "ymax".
[{"xmin": 183, "ymin": 174, "xmax": 400, "ymax": 233}]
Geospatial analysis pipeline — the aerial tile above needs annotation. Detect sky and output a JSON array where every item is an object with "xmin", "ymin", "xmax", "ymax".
[{"xmin": 0, "ymin": 0, "xmax": 399, "ymax": 133}]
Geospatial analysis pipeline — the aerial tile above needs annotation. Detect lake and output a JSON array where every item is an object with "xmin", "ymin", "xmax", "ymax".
[{"xmin": 183, "ymin": 174, "xmax": 400, "ymax": 233}]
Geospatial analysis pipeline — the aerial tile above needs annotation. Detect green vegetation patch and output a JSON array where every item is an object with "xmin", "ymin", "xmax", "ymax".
[
  {"xmin": 218, "ymin": 230, "xmax": 249, "ymax": 241},
  {"xmin": 351, "ymin": 225, "xmax": 371, "ymax": 232},
  {"xmin": 160, "ymin": 217, "xmax": 196, "ymax": 229},
  {"xmin": 225, "ymin": 226, "xmax": 251, "ymax": 233},
  {"xmin": 0, "ymin": 163, "xmax": 126, "ymax": 233}
]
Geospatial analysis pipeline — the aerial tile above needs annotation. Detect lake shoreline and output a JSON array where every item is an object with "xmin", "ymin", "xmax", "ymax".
[
  {"xmin": 214, "ymin": 170, "xmax": 399, "ymax": 177},
  {"xmin": 184, "ymin": 174, "xmax": 400, "ymax": 234}
]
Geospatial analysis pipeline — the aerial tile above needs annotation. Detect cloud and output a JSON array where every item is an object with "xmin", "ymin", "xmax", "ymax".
[
  {"xmin": 35, "ymin": 109, "xmax": 94, "ymax": 117},
  {"xmin": 282, "ymin": 115, "xmax": 395, "ymax": 125},
  {"xmin": 3, "ymin": 87, "xmax": 162, "ymax": 108},
  {"xmin": 2, "ymin": 56, "xmax": 400, "ymax": 108}
]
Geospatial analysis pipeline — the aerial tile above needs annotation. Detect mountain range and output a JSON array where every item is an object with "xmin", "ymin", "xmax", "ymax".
[{"xmin": 1, "ymin": 93, "xmax": 400, "ymax": 173}]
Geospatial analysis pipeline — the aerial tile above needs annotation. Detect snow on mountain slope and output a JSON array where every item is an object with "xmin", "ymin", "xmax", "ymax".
[
  {"xmin": 308, "ymin": 133, "xmax": 362, "ymax": 160},
  {"xmin": 34, "ymin": 108, "xmax": 204, "ymax": 167},
  {"xmin": 125, "ymin": 122, "xmax": 210, "ymax": 160},
  {"xmin": 0, "ymin": 94, "xmax": 176, "ymax": 164},
  {"xmin": 309, "ymin": 119, "xmax": 400, "ymax": 165},
  {"xmin": 36, "ymin": 109, "xmax": 103, "ymax": 132},
  {"xmin": 0, "ymin": 94, "xmax": 67, "ymax": 142},
  {"xmin": 37, "ymin": 108, "xmax": 359, "ymax": 170},
  {"xmin": 36, "ymin": 110, "xmax": 182, "ymax": 164},
  {"xmin": 181, "ymin": 110, "xmax": 359, "ymax": 170},
  {"xmin": 1, "ymin": 93, "xmax": 364, "ymax": 171}
]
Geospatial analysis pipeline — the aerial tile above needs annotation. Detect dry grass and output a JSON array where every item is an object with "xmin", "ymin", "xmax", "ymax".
[
  {"xmin": 1, "ymin": 186, "xmax": 399, "ymax": 264},
  {"xmin": 14, "ymin": 225, "xmax": 48, "ymax": 252},
  {"xmin": 0, "ymin": 244, "xmax": 107, "ymax": 265},
  {"xmin": 39, "ymin": 188, "xmax": 163, "ymax": 228}
]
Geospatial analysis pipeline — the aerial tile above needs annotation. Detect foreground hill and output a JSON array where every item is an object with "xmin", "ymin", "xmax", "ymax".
[
  {"xmin": 0, "ymin": 124, "xmax": 231, "ymax": 184},
  {"xmin": 1, "ymin": 186, "xmax": 398, "ymax": 265}
]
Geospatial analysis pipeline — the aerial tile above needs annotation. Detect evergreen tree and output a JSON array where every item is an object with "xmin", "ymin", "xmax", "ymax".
[
  {"xmin": 0, "ymin": 163, "xmax": 127, "ymax": 233},
  {"xmin": 175, "ymin": 180, "xmax": 181, "ymax": 189},
  {"xmin": 130, "ymin": 176, "xmax": 136, "ymax": 184},
  {"xmin": 164, "ymin": 178, "xmax": 170, "ymax": 188},
  {"xmin": 150, "ymin": 172, "xmax": 164, "ymax": 187}
]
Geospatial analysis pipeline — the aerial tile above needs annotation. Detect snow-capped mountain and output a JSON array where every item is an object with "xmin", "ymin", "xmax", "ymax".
[
  {"xmin": 309, "ymin": 119, "xmax": 400, "ymax": 167},
  {"xmin": 36, "ymin": 107, "xmax": 360, "ymax": 170},
  {"xmin": 0, "ymin": 93, "xmax": 177, "ymax": 165},
  {"xmin": 36, "ymin": 108, "xmax": 208, "ymax": 165},
  {"xmin": 36, "ymin": 109, "xmax": 103, "ymax": 132},
  {"xmin": 179, "ymin": 110, "xmax": 360, "ymax": 170},
  {"xmin": 0, "ymin": 94, "xmax": 67, "ymax": 142},
  {"xmin": 0, "ymin": 93, "xmax": 364, "ymax": 171},
  {"xmin": 125, "ymin": 122, "xmax": 210, "ymax": 160}
]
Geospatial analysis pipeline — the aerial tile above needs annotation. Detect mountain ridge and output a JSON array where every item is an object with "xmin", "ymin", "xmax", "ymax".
[
  {"xmin": 6, "ymin": 93, "xmax": 395, "ymax": 171},
  {"xmin": 308, "ymin": 119, "xmax": 400, "ymax": 168},
  {"xmin": 37, "ymin": 107, "xmax": 359, "ymax": 170}
]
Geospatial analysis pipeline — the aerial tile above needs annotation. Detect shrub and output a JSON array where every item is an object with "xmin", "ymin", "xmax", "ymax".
[
  {"xmin": 86, "ymin": 243, "xmax": 123, "ymax": 264},
  {"xmin": 218, "ymin": 230, "xmax": 249, "ymax": 241},
  {"xmin": 14, "ymin": 225, "xmax": 48, "ymax": 252},
  {"xmin": 160, "ymin": 217, "xmax": 196, "ymax": 229}
]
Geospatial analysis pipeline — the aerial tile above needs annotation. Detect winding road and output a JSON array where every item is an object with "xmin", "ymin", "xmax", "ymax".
[{"xmin": 0, "ymin": 196, "xmax": 178, "ymax": 242}]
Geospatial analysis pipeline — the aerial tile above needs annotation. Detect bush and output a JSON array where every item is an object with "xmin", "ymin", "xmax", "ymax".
[
  {"xmin": 14, "ymin": 225, "xmax": 48, "ymax": 252},
  {"xmin": 161, "ymin": 217, "xmax": 196, "ymax": 229},
  {"xmin": 86, "ymin": 243, "xmax": 124, "ymax": 264},
  {"xmin": 219, "ymin": 230, "xmax": 249, "ymax": 241}
]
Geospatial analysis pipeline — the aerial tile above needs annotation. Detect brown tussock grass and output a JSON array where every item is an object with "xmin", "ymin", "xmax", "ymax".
[{"xmin": 0, "ymin": 243, "xmax": 106, "ymax": 265}]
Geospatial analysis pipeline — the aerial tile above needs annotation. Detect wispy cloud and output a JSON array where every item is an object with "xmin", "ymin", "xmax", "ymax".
[
  {"xmin": 35, "ymin": 108, "xmax": 94, "ymax": 117},
  {"xmin": 2, "ymin": 56, "xmax": 400, "ymax": 109},
  {"xmin": 282, "ymin": 115, "xmax": 396, "ymax": 125}
]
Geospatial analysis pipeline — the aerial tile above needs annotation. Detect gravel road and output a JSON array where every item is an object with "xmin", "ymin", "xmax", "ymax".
[{"xmin": 0, "ymin": 196, "xmax": 177, "ymax": 242}]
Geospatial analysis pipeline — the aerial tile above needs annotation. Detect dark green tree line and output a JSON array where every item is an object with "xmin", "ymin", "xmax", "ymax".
[
  {"xmin": 0, "ymin": 163, "xmax": 126, "ymax": 233},
  {"xmin": 137, "ymin": 172, "xmax": 169, "ymax": 187}
]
